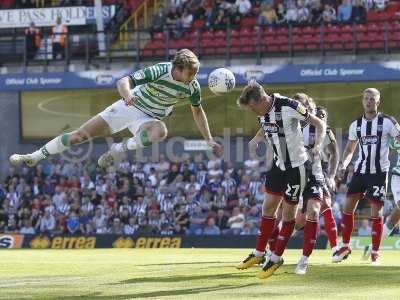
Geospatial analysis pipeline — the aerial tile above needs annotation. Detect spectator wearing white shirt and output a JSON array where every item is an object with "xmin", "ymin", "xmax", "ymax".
[
  {"xmin": 39, "ymin": 210, "xmax": 56, "ymax": 233},
  {"xmin": 20, "ymin": 219, "xmax": 36, "ymax": 234},
  {"xmin": 227, "ymin": 206, "xmax": 245, "ymax": 234},
  {"xmin": 208, "ymin": 163, "xmax": 223, "ymax": 183},
  {"xmin": 176, "ymin": 9, "xmax": 193, "ymax": 38},
  {"xmin": 322, "ymin": 3, "xmax": 336, "ymax": 22},
  {"xmin": 286, "ymin": 2, "xmax": 299, "ymax": 22},
  {"xmin": 235, "ymin": 0, "xmax": 252, "ymax": 15},
  {"xmin": 358, "ymin": 219, "xmax": 372, "ymax": 236},
  {"xmin": 297, "ymin": 0, "xmax": 310, "ymax": 22},
  {"xmin": 124, "ymin": 217, "xmax": 138, "ymax": 235}
]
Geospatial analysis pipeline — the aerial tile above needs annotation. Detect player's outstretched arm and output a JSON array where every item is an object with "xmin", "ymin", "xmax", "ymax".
[
  {"xmin": 337, "ymin": 139, "xmax": 358, "ymax": 180},
  {"xmin": 307, "ymin": 114, "xmax": 327, "ymax": 156},
  {"xmin": 326, "ymin": 134, "xmax": 339, "ymax": 190},
  {"xmin": 249, "ymin": 128, "xmax": 265, "ymax": 159},
  {"xmin": 190, "ymin": 105, "xmax": 223, "ymax": 157},
  {"xmin": 116, "ymin": 76, "xmax": 136, "ymax": 106}
]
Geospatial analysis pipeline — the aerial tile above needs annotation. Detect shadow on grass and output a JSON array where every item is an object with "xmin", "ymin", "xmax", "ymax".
[
  {"xmin": 134, "ymin": 261, "xmax": 237, "ymax": 267},
  {"xmin": 62, "ymin": 283, "xmax": 269, "ymax": 299},
  {"xmin": 109, "ymin": 271, "xmax": 256, "ymax": 285}
]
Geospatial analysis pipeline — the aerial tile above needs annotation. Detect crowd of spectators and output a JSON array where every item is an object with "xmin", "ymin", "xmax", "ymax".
[
  {"xmin": 150, "ymin": 0, "xmax": 396, "ymax": 38},
  {"xmin": 0, "ymin": 151, "xmax": 396, "ymax": 237}
]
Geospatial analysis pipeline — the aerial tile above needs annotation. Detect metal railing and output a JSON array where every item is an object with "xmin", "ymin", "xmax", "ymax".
[{"xmin": 0, "ymin": 20, "xmax": 399, "ymax": 70}]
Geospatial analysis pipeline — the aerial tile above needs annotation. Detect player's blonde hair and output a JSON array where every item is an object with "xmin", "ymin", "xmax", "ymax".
[
  {"xmin": 237, "ymin": 80, "xmax": 266, "ymax": 107},
  {"xmin": 363, "ymin": 88, "xmax": 380, "ymax": 101},
  {"xmin": 172, "ymin": 49, "xmax": 200, "ymax": 71},
  {"xmin": 292, "ymin": 92, "xmax": 316, "ymax": 111}
]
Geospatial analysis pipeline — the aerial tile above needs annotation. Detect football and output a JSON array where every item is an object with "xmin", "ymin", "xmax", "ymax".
[{"xmin": 208, "ymin": 68, "xmax": 236, "ymax": 94}]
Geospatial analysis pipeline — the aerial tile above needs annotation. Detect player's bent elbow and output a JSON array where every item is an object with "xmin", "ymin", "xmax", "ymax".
[{"xmin": 117, "ymin": 76, "xmax": 130, "ymax": 88}]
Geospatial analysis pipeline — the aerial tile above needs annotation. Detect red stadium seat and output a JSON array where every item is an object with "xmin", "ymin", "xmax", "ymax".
[
  {"xmin": 341, "ymin": 33, "xmax": 353, "ymax": 42},
  {"xmin": 302, "ymin": 26, "xmax": 315, "ymax": 34},
  {"xmin": 213, "ymin": 30, "xmax": 226, "ymax": 38},
  {"xmin": 341, "ymin": 24, "xmax": 353, "ymax": 34},
  {"xmin": 153, "ymin": 32, "xmax": 165, "ymax": 40},
  {"xmin": 292, "ymin": 26, "xmax": 302, "ymax": 34},
  {"xmin": 280, "ymin": 44, "xmax": 289, "ymax": 52},
  {"xmin": 292, "ymin": 35, "xmax": 305, "ymax": 51},
  {"xmin": 240, "ymin": 27, "xmax": 253, "ymax": 37},
  {"xmin": 389, "ymin": 21, "xmax": 400, "ymax": 32},
  {"xmin": 303, "ymin": 34, "xmax": 320, "ymax": 50},
  {"xmin": 200, "ymin": 38, "xmax": 215, "ymax": 54},
  {"xmin": 355, "ymin": 24, "xmax": 367, "ymax": 33},
  {"xmin": 389, "ymin": 31, "xmax": 400, "ymax": 41},
  {"xmin": 326, "ymin": 25, "xmax": 340, "ymax": 34},
  {"xmin": 201, "ymin": 30, "xmax": 213, "ymax": 38},
  {"xmin": 324, "ymin": 34, "xmax": 340, "ymax": 50},
  {"xmin": 276, "ymin": 27, "xmax": 289, "ymax": 36},
  {"xmin": 240, "ymin": 17, "xmax": 256, "ymax": 27},
  {"xmin": 367, "ymin": 11, "xmax": 381, "ymax": 22},
  {"xmin": 356, "ymin": 33, "xmax": 369, "ymax": 42},
  {"xmin": 179, "ymin": 38, "xmax": 195, "ymax": 48},
  {"xmin": 214, "ymin": 39, "xmax": 226, "ymax": 54},
  {"xmin": 186, "ymin": 30, "xmax": 198, "ymax": 39},
  {"xmin": 193, "ymin": 19, "xmax": 205, "ymax": 29},
  {"xmin": 231, "ymin": 29, "xmax": 240, "ymax": 37},
  {"xmin": 266, "ymin": 45, "xmax": 279, "ymax": 52}
]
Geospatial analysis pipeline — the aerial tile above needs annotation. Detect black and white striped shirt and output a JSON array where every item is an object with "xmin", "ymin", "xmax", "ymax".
[
  {"xmin": 348, "ymin": 113, "xmax": 400, "ymax": 174},
  {"xmin": 249, "ymin": 180, "xmax": 262, "ymax": 196},
  {"xmin": 258, "ymin": 93, "xmax": 309, "ymax": 171},
  {"xmin": 303, "ymin": 124, "xmax": 335, "ymax": 181}
]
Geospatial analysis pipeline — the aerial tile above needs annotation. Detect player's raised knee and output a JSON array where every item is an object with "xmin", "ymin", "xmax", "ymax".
[{"xmin": 151, "ymin": 121, "xmax": 168, "ymax": 141}]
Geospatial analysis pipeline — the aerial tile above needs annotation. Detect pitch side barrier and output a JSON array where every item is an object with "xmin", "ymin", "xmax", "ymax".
[
  {"xmin": 0, "ymin": 233, "xmax": 328, "ymax": 250},
  {"xmin": 2, "ymin": 62, "xmax": 400, "ymax": 91}
]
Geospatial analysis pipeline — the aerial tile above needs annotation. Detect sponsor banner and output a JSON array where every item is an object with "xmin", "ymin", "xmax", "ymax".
[
  {"xmin": 20, "ymin": 234, "xmax": 328, "ymax": 249},
  {"xmin": 0, "ymin": 6, "xmax": 115, "ymax": 28},
  {"xmin": 1, "ymin": 61, "xmax": 400, "ymax": 91},
  {"xmin": 0, "ymin": 234, "xmax": 24, "ymax": 249},
  {"xmin": 346, "ymin": 236, "xmax": 400, "ymax": 251},
  {"xmin": 184, "ymin": 140, "xmax": 211, "ymax": 151}
]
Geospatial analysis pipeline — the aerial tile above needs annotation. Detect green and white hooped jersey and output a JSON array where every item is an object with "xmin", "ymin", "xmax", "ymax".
[
  {"xmin": 389, "ymin": 137, "xmax": 400, "ymax": 176},
  {"xmin": 129, "ymin": 62, "xmax": 201, "ymax": 119}
]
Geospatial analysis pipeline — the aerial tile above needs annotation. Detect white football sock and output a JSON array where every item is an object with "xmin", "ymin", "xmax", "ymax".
[
  {"xmin": 253, "ymin": 249, "xmax": 265, "ymax": 257},
  {"xmin": 113, "ymin": 136, "xmax": 144, "ymax": 153},
  {"xmin": 31, "ymin": 134, "xmax": 70, "ymax": 161},
  {"xmin": 270, "ymin": 253, "xmax": 281, "ymax": 263}
]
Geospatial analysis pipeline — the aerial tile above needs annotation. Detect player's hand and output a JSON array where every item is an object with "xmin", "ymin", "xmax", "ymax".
[
  {"xmin": 248, "ymin": 138, "xmax": 258, "ymax": 159},
  {"xmin": 123, "ymin": 95, "xmax": 137, "ymax": 106},
  {"xmin": 326, "ymin": 175, "xmax": 336, "ymax": 192},
  {"xmin": 336, "ymin": 167, "xmax": 346, "ymax": 182},
  {"xmin": 207, "ymin": 140, "xmax": 223, "ymax": 157},
  {"xmin": 310, "ymin": 145, "xmax": 322, "ymax": 160}
]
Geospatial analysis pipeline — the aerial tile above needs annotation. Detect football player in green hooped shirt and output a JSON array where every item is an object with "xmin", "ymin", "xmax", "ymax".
[
  {"xmin": 10, "ymin": 49, "xmax": 223, "ymax": 167},
  {"xmin": 363, "ymin": 137, "xmax": 400, "ymax": 259}
]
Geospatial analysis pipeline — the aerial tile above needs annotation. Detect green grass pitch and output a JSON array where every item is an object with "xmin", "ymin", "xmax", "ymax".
[{"xmin": 0, "ymin": 249, "xmax": 399, "ymax": 300}]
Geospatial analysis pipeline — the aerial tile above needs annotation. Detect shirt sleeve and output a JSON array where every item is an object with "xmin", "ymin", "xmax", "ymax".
[
  {"xmin": 389, "ymin": 137, "xmax": 395, "ymax": 149},
  {"xmin": 188, "ymin": 79, "xmax": 202, "ymax": 107},
  {"xmin": 285, "ymin": 99, "xmax": 310, "ymax": 121},
  {"xmin": 387, "ymin": 117, "xmax": 400, "ymax": 138},
  {"xmin": 348, "ymin": 121, "xmax": 358, "ymax": 141},
  {"xmin": 128, "ymin": 63, "xmax": 168, "ymax": 86},
  {"xmin": 323, "ymin": 128, "xmax": 336, "ymax": 148}
]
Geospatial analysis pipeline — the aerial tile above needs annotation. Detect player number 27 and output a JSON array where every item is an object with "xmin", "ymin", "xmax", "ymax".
[
  {"xmin": 285, "ymin": 184, "xmax": 300, "ymax": 197},
  {"xmin": 372, "ymin": 185, "xmax": 386, "ymax": 197}
]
